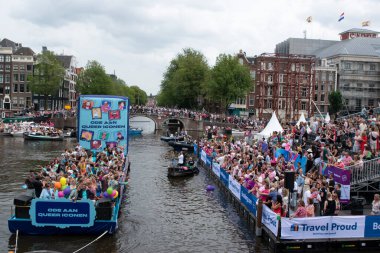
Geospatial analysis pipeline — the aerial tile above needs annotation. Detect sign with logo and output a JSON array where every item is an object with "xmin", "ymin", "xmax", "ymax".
[
  {"xmin": 219, "ymin": 168, "xmax": 229, "ymax": 188},
  {"xmin": 30, "ymin": 199, "xmax": 96, "ymax": 228},
  {"xmin": 201, "ymin": 150, "xmax": 207, "ymax": 163},
  {"xmin": 281, "ymin": 216, "xmax": 365, "ymax": 239},
  {"xmin": 240, "ymin": 186, "xmax": 257, "ymax": 216},
  {"xmin": 228, "ymin": 175, "xmax": 241, "ymax": 199},
  {"xmin": 324, "ymin": 166, "xmax": 351, "ymax": 203},
  {"xmin": 262, "ymin": 205, "xmax": 279, "ymax": 236},
  {"xmin": 78, "ymin": 95, "xmax": 129, "ymax": 155},
  {"xmin": 212, "ymin": 162, "xmax": 221, "ymax": 178},
  {"xmin": 364, "ymin": 215, "xmax": 380, "ymax": 238}
]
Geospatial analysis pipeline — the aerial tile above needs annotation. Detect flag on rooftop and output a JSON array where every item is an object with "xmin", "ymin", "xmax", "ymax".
[
  {"xmin": 338, "ymin": 12, "xmax": 344, "ymax": 22},
  {"xmin": 362, "ymin": 20, "xmax": 370, "ymax": 27},
  {"xmin": 306, "ymin": 16, "xmax": 312, "ymax": 23}
]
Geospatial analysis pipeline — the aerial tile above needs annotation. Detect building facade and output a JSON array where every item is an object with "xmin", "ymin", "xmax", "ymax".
[{"xmin": 237, "ymin": 50, "xmax": 256, "ymax": 116}]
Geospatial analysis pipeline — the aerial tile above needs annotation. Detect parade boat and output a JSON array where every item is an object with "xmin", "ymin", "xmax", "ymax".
[
  {"xmin": 168, "ymin": 164, "xmax": 199, "ymax": 177},
  {"xmin": 168, "ymin": 140, "xmax": 194, "ymax": 152},
  {"xmin": 129, "ymin": 127, "xmax": 143, "ymax": 135},
  {"xmin": 23, "ymin": 132, "xmax": 64, "ymax": 141},
  {"xmin": 8, "ymin": 95, "xmax": 131, "ymax": 235},
  {"xmin": 160, "ymin": 135, "xmax": 185, "ymax": 142}
]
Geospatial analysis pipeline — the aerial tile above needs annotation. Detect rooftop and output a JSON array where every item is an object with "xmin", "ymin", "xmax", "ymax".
[{"xmin": 339, "ymin": 28, "xmax": 380, "ymax": 35}]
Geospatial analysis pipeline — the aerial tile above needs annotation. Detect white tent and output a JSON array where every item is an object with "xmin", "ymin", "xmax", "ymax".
[
  {"xmin": 256, "ymin": 112, "xmax": 284, "ymax": 138},
  {"xmin": 325, "ymin": 112, "xmax": 331, "ymax": 123},
  {"xmin": 296, "ymin": 112, "xmax": 307, "ymax": 126}
]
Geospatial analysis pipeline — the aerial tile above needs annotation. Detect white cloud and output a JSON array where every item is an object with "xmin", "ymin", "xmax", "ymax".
[{"xmin": 0, "ymin": 0, "xmax": 379, "ymax": 95}]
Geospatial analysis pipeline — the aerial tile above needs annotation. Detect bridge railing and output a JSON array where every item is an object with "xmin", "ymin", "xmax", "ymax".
[{"xmin": 345, "ymin": 157, "xmax": 380, "ymax": 186}]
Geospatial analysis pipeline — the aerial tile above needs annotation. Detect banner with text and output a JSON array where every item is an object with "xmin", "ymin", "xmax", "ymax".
[
  {"xmin": 262, "ymin": 205, "xmax": 279, "ymax": 236},
  {"xmin": 228, "ymin": 175, "xmax": 241, "ymax": 199},
  {"xmin": 324, "ymin": 166, "xmax": 351, "ymax": 203},
  {"xmin": 30, "ymin": 199, "xmax": 96, "ymax": 228},
  {"xmin": 281, "ymin": 216, "xmax": 365, "ymax": 239},
  {"xmin": 240, "ymin": 186, "xmax": 257, "ymax": 216},
  {"xmin": 364, "ymin": 215, "xmax": 380, "ymax": 238},
  {"xmin": 220, "ymin": 168, "xmax": 229, "ymax": 188},
  {"xmin": 78, "ymin": 95, "xmax": 129, "ymax": 155},
  {"xmin": 212, "ymin": 162, "xmax": 221, "ymax": 178},
  {"xmin": 201, "ymin": 150, "xmax": 207, "ymax": 163},
  {"xmin": 206, "ymin": 156, "xmax": 212, "ymax": 167}
]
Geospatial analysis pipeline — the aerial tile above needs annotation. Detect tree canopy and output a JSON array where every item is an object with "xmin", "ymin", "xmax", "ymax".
[
  {"xmin": 157, "ymin": 48, "xmax": 210, "ymax": 109},
  {"xmin": 328, "ymin": 90, "xmax": 344, "ymax": 116},
  {"xmin": 28, "ymin": 50, "xmax": 65, "ymax": 109}
]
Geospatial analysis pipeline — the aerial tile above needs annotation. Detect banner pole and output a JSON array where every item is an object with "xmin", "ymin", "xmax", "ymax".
[{"xmin": 256, "ymin": 199, "xmax": 263, "ymax": 236}]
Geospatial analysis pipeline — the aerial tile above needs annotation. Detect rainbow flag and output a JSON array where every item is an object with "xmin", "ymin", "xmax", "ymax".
[{"xmin": 338, "ymin": 12, "xmax": 344, "ymax": 22}]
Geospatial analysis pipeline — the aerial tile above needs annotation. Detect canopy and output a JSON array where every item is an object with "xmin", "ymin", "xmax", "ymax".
[
  {"xmin": 296, "ymin": 112, "xmax": 307, "ymax": 126},
  {"xmin": 325, "ymin": 112, "xmax": 331, "ymax": 123},
  {"xmin": 256, "ymin": 112, "xmax": 284, "ymax": 138}
]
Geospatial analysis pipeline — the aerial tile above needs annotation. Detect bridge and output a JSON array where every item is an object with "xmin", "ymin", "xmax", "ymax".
[{"xmin": 50, "ymin": 113, "xmax": 236, "ymax": 132}]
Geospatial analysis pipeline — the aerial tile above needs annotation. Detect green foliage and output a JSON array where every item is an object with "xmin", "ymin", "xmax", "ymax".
[
  {"xmin": 130, "ymin": 85, "xmax": 148, "ymax": 105},
  {"xmin": 157, "ymin": 48, "xmax": 210, "ymax": 109},
  {"xmin": 206, "ymin": 54, "xmax": 252, "ymax": 110},
  {"xmin": 77, "ymin": 61, "xmax": 115, "ymax": 95},
  {"xmin": 328, "ymin": 90, "xmax": 344, "ymax": 115},
  {"xmin": 28, "ymin": 50, "xmax": 65, "ymax": 109}
]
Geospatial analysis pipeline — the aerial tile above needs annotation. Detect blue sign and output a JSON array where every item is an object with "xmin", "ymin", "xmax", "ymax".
[
  {"xmin": 275, "ymin": 149, "xmax": 290, "ymax": 162},
  {"xmin": 212, "ymin": 162, "xmax": 221, "ymax": 178},
  {"xmin": 194, "ymin": 144, "xmax": 198, "ymax": 156},
  {"xmin": 240, "ymin": 186, "xmax": 258, "ymax": 216},
  {"xmin": 364, "ymin": 215, "xmax": 380, "ymax": 237},
  {"xmin": 30, "ymin": 199, "xmax": 96, "ymax": 228},
  {"xmin": 294, "ymin": 156, "xmax": 307, "ymax": 173},
  {"xmin": 220, "ymin": 168, "xmax": 229, "ymax": 187},
  {"xmin": 206, "ymin": 156, "xmax": 212, "ymax": 167},
  {"xmin": 78, "ymin": 95, "xmax": 129, "ymax": 155}
]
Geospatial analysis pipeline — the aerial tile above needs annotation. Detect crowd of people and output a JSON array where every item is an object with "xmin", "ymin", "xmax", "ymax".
[
  {"xmin": 23, "ymin": 144, "xmax": 127, "ymax": 204},
  {"xmin": 198, "ymin": 112, "xmax": 380, "ymax": 218}
]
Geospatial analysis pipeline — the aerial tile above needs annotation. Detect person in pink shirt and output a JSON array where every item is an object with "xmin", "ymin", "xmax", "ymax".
[
  {"xmin": 291, "ymin": 200, "xmax": 307, "ymax": 218},
  {"xmin": 342, "ymin": 152, "xmax": 353, "ymax": 167}
]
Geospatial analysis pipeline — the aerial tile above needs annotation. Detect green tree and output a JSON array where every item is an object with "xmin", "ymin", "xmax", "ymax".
[
  {"xmin": 157, "ymin": 48, "xmax": 210, "ymax": 109},
  {"xmin": 205, "ymin": 54, "xmax": 252, "ymax": 112},
  {"xmin": 328, "ymin": 90, "xmax": 344, "ymax": 116},
  {"xmin": 28, "ymin": 50, "xmax": 65, "ymax": 110},
  {"xmin": 130, "ymin": 85, "xmax": 148, "ymax": 105},
  {"xmin": 77, "ymin": 61, "xmax": 114, "ymax": 95}
]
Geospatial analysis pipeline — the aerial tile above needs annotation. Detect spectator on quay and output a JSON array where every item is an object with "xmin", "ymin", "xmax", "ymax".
[
  {"xmin": 291, "ymin": 200, "xmax": 307, "ymax": 218},
  {"xmin": 323, "ymin": 192, "xmax": 336, "ymax": 216},
  {"xmin": 371, "ymin": 194, "xmax": 380, "ymax": 215},
  {"xmin": 306, "ymin": 198, "xmax": 315, "ymax": 217}
]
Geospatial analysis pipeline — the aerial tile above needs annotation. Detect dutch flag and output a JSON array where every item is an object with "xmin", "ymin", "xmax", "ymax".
[{"xmin": 338, "ymin": 12, "xmax": 344, "ymax": 22}]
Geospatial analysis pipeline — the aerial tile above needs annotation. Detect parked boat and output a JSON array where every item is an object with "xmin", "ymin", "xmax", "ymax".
[
  {"xmin": 168, "ymin": 141, "xmax": 194, "ymax": 152},
  {"xmin": 130, "ymin": 127, "xmax": 143, "ymax": 135},
  {"xmin": 23, "ymin": 132, "xmax": 64, "ymax": 141},
  {"xmin": 160, "ymin": 135, "xmax": 185, "ymax": 142},
  {"xmin": 63, "ymin": 129, "xmax": 76, "ymax": 138},
  {"xmin": 10, "ymin": 130, "xmax": 26, "ymax": 137},
  {"xmin": 168, "ymin": 165, "xmax": 199, "ymax": 177}
]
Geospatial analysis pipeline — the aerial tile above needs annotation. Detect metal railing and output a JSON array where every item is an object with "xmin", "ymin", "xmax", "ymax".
[
  {"xmin": 345, "ymin": 156, "xmax": 380, "ymax": 192},
  {"xmin": 336, "ymin": 106, "xmax": 380, "ymax": 121}
]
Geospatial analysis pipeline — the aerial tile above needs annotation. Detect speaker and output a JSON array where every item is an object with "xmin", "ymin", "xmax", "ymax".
[
  {"xmin": 15, "ymin": 206, "xmax": 30, "ymax": 219},
  {"xmin": 14, "ymin": 195, "xmax": 33, "ymax": 206},
  {"xmin": 95, "ymin": 207, "xmax": 113, "ymax": 220},
  {"xmin": 284, "ymin": 171, "xmax": 295, "ymax": 191}
]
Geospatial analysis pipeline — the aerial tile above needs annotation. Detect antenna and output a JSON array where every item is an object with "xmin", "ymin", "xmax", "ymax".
[{"xmin": 303, "ymin": 30, "xmax": 307, "ymax": 39}]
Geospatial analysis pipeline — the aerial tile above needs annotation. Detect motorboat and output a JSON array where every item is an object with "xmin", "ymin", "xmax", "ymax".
[
  {"xmin": 168, "ymin": 141, "xmax": 194, "ymax": 152},
  {"xmin": 129, "ymin": 127, "xmax": 143, "ymax": 135},
  {"xmin": 23, "ymin": 132, "xmax": 64, "ymax": 141},
  {"xmin": 160, "ymin": 135, "xmax": 185, "ymax": 142},
  {"xmin": 168, "ymin": 165, "xmax": 199, "ymax": 177}
]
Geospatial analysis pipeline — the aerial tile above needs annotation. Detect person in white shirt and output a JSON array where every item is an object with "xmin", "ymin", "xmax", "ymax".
[
  {"xmin": 178, "ymin": 152, "xmax": 184, "ymax": 165},
  {"xmin": 303, "ymin": 188, "xmax": 311, "ymax": 205}
]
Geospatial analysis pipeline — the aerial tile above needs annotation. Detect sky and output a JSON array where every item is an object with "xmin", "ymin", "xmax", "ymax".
[{"xmin": 0, "ymin": 0, "xmax": 379, "ymax": 95}]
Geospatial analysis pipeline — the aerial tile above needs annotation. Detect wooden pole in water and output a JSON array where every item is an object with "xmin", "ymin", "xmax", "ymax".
[{"xmin": 256, "ymin": 199, "xmax": 263, "ymax": 237}]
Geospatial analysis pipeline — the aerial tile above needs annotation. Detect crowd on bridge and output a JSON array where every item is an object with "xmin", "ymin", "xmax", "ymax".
[
  {"xmin": 22, "ymin": 144, "xmax": 127, "ymax": 204},
  {"xmin": 198, "ymin": 111, "xmax": 380, "ymax": 218}
]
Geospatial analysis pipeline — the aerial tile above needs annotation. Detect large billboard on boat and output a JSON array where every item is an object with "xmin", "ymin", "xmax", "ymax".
[{"xmin": 78, "ymin": 95, "xmax": 129, "ymax": 155}]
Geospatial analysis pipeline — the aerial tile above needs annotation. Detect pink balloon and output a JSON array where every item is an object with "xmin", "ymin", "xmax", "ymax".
[
  {"xmin": 111, "ymin": 190, "xmax": 117, "ymax": 197},
  {"xmin": 58, "ymin": 191, "xmax": 64, "ymax": 198}
]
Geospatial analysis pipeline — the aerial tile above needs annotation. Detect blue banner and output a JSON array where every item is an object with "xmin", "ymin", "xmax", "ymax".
[
  {"xmin": 206, "ymin": 156, "xmax": 212, "ymax": 167},
  {"xmin": 201, "ymin": 150, "xmax": 207, "ymax": 163},
  {"xmin": 78, "ymin": 95, "xmax": 129, "ymax": 155},
  {"xmin": 240, "ymin": 186, "xmax": 257, "ymax": 216},
  {"xmin": 220, "ymin": 168, "xmax": 229, "ymax": 187},
  {"xmin": 364, "ymin": 215, "xmax": 380, "ymax": 237},
  {"xmin": 30, "ymin": 199, "xmax": 96, "ymax": 228},
  {"xmin": 294, "ymin": 156, "xmax": 307, "ymax": 173},
  {"xmin": 194, "ymin": 144, "xmax": 198, "ymax": 156},
  {"xmin": 275, "ymin": 149, "xmax": 290, "ymax": 162},
  {"xmin": 212, "ymin": 162, "xmax": 221, "ymax": 178}
]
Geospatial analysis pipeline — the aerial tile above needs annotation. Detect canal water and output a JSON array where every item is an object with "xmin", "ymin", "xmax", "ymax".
[{"xmin": 0, "ymin": 131, "xmax": 268, "ymax": 252}]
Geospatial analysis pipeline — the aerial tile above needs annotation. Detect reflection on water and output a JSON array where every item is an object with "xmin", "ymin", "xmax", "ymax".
[{"xmin": 0, "ymin": 134, "xmax": 267, "ymax": 253}]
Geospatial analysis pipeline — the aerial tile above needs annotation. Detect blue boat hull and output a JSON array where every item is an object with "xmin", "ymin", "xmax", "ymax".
[
  {"xmin": 129, "ymin": 129, "xmax": 143, "ymax": 135},
  {"xmin": 8, "ymin": 218, "xmax": 117, "ymax": 235}
]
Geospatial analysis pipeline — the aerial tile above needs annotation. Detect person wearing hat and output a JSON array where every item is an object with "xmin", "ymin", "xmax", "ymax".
[{"xmin": 306, "ymin": 149, "xmax": 314, "ymax": 173}]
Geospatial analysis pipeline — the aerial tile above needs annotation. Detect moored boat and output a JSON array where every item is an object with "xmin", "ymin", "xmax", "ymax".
[
  {"xmin": 168, "ymin": 140, "xmax": 194, "ymax": 152},
  {"xmin": 168, "ymin": 165, "xmax": 199, "ymax": 177},
  {"xmin": 160, "ymin": 135, "xmax": 185, "ymax": 142},
  {"xmin": 23, "ymin": 132, "xmax": 64, "ymax": 141},
  {"xmin": 130, "ymin": 127, "xmax": 143, "ymax": 135}
]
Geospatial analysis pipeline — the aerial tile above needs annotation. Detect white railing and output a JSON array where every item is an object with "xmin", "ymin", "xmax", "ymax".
[{"xmin": 345, "ymin": 157, "xmax": 380, "ymax": 186}]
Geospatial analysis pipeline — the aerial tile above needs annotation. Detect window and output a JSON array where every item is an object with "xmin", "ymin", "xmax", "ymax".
[
  {"xmin": 358, "ymin": 63, "xmax": 363, "ymax": 71},
  {"xmin": 329, "ymin": 72, "xmax": 334, "ymax": 81},
  {"xmin": 5, "ymin": 56, "xmax": 11, "ymax": 62},
  {"xmin": 301, "ymin": 64, "xmax": 305, "ymax": 72},
  {"xmin": 13, "ymin": 74, "xmax": 18, "ymax": 81},
  {"xmin": 5, "ymin": 86, "xmax": 10, "ymax": 94},
  {"xmin": 368, "ymin": 99, "xmax": 374, "ymax": 107},
  {"xmin": 27, "ymin": 65, "xmax": 32, "ymax": 71},
  {"xmin": 345, "ymin": 99, "xmax": 349, "ymax": 106},
  {"xmin": 321, "ymin": 94, "xmax": 325, "ymax": 102},
  {"xmin": 13, "ymin": 83, "xmax": 18, "ymax": 92},
  {"xmin": 0, "ymin": 85, "xmax": 3, "ymax": 94},
  {"xmin": 301, "ymin": 101, "xmax": 306, "ymax": 110},
  {"xmin": 267, "ymin": 86, "xmax": 272, "ymax": 96},
  {"xmin": 19, "ymin": 97, "xmax": 25, "ymax": 107},
  {"xmin": 13, "ymin": 65, "xmax": 19, "ymax": 71},
  {"xmin": 321, "ymin": 84, "xmax": 324, "ymax": 91},
  {"xmin": 356, "ymin": 83, "xmax": 363, "ymax": 91},
  {"xmin": 250, "ymin": 70, "xmax": 256, "ymax": 79},
  {"xmin": 321, "ymin": 73, "xmax": 326, "ymax": 81},
  {"xmin": 26, "ymin": 97, "xmax": 31, "ymax": 107},
  {"xmin": 279, "ymin": 74, "xmax": 285, "ymax": 83},
  {"xmin": 5, "ymin": 65, "xmax": 10, "ymax": 72},
  {"xmin": 20, "ymin": 74, "xmax": 25, "ymax": 82},
  {"xmin": 356, "ymin": 99, "xmax": 362, "ymax": 109},
  {"xmin": 370, "ymin": 64, "xmax": 376, "ymax": 71},
  {"xmin": 20, "ymin": 65, "xmax": 25, "ymax": 71},
  {"xmin": 315, "ymin": 84, "xmax": 318, "ymax": 91},
  {"xmin": 26, "ymin": 84, "xmax": 30, "ymax": 92},
  {"xmin": 302, "ymin": 88, "xmax": 307, "ymax": 97},
  {"xmin": 0, "ymin": 56, "xmax": 3, "ymax": 62},
  {"xmin": 261, "ymin": 62, "xmax": 266, "ymax": 70},
  {"xmin": 267, "ymin": 100, "xmax": 272, "ymax": 109},
  {"xmin": 344, "ymin": 62, "xmax": 351, "ymax": 70},
  {"xmin": 314, "ymin": 94, "xmax": 318, "ymax": 101},
  {"xmin": 267, "ymin": 75, "xmax": 273, "ymax": 82},
  {"xmin": 268, "ymin": 62, "xmax": 273, "ymax": 70},
  {"xmin": 0, "ymin": 65, "xmax": 3, "ymax": 70},
  {"xmin": 12, "ymin": 97, "xmax": 18, "ymax": 107},
  {"xmin": 249, "ymin": 96, "xmax": 254, "ymax": 106},
  {"xmin": 291, "ymin": 63, "xmax": 295, "ymax": 71},
  {"xmin": 20, "ymin": 83, "xmax": 25, "ymax": 92},
  {"xmin": 0, "ymin": 74, "xmax": 3, "ymax": 83},
  {"xmin": 320, "ymin": 106, "xmax": 324, "ymax": 113},
  {"xmin": 5, "ymin": 74, "xmax": 10, "ymax": 83},
  {"xmin": 279, "ymin": 86, "xmax": 283, "ymax": 96}
]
